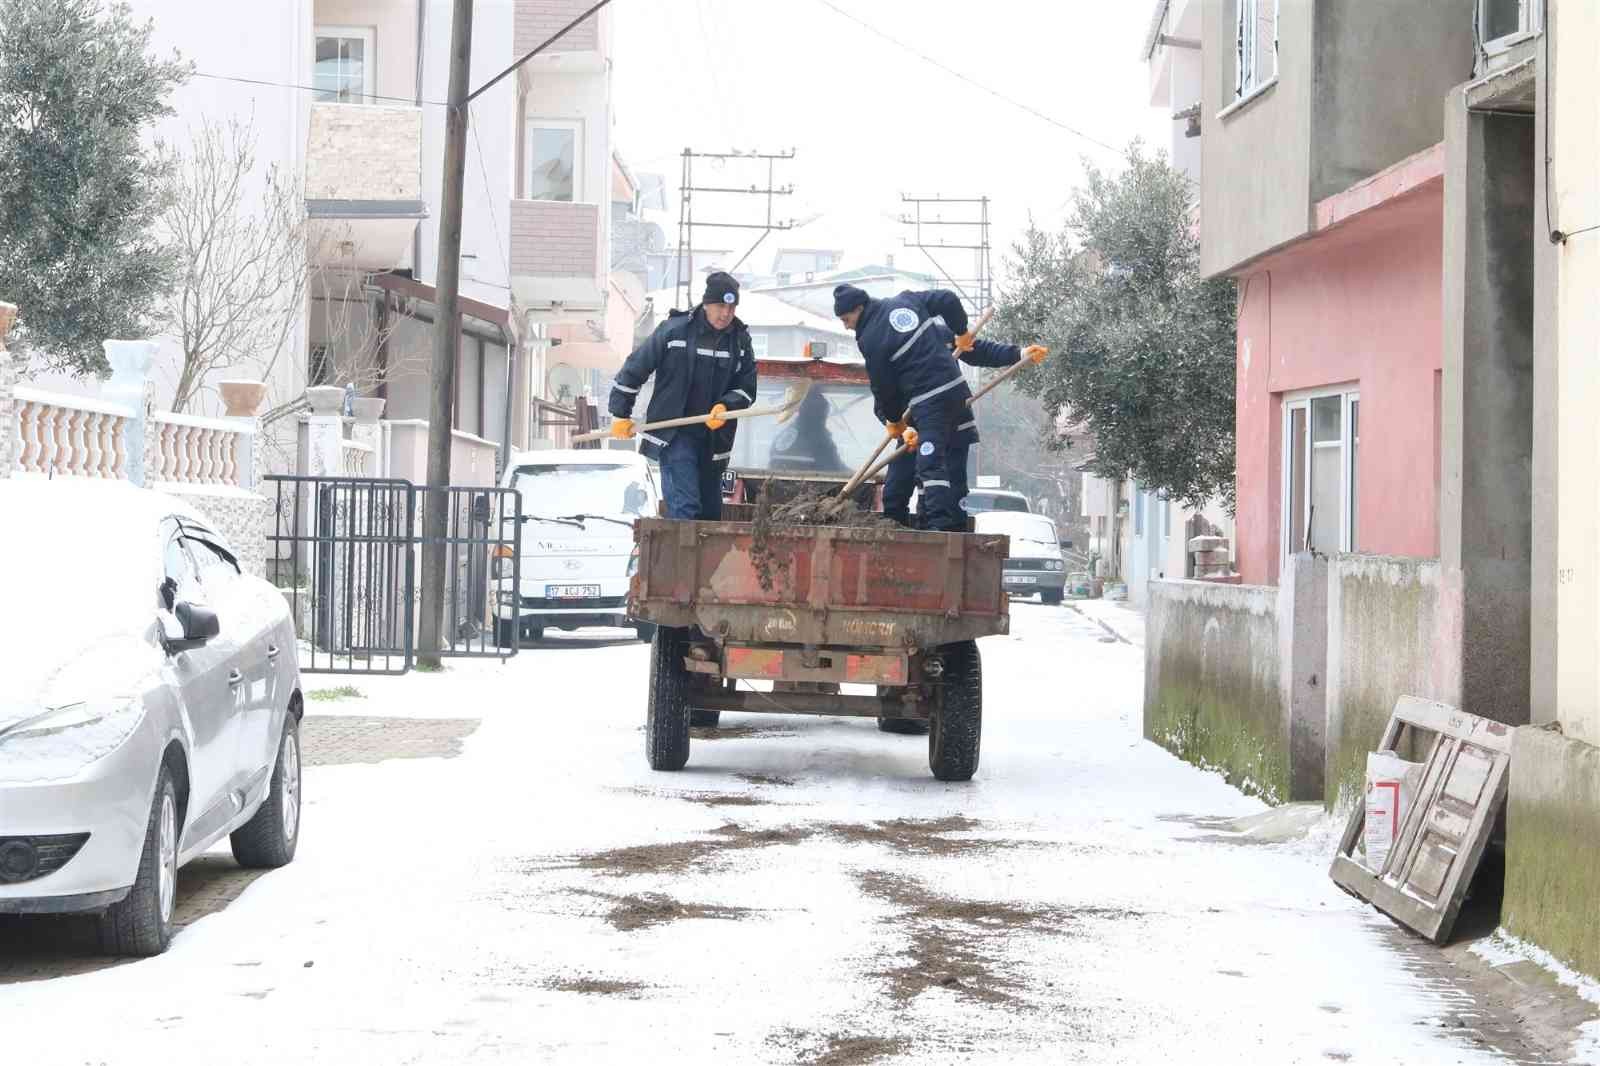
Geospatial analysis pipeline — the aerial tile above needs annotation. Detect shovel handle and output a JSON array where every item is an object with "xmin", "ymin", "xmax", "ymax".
[
  {"xmin": 966, "ymin": 353, "xmax": 1034, "ymax": 407},
  {"xmin": 573, "ymin": 397, "xmax": 795, "ymax": 443}
]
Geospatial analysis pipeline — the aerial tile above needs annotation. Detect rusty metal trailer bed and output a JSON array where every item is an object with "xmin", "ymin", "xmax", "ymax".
[{"xmin": 628, "ymin": 517, "xmax": 1009, "ymax": 781}]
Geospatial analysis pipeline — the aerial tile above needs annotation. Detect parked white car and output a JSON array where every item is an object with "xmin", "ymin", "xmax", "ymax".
[
  {"xmin": 496, "ymin": 449, "xmax": 660, "ymax": 644},
  {"xmin": 0, "ymin": 480, "xmax": 303, "ymax": 956},
  {"xmin": 975, "ymin": 510, "xmax": 1068, "ymax": 604},
  {"xmin": 962, "ymin": 488, "xmax": 1032, "ymax": 514}
]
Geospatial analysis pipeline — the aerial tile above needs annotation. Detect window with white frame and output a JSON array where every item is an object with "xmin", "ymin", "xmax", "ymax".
[
  {"xmin": 314, "ymin": 27, "xmax": 374, "ymax": 104},
  {"xmin": 525, "ymin": 119, "xmax": 582, "ymax": 202},
  {"xmin": 1234, "ymin": 0, "xmax": 1278, "ymax": 100},
  {"xmin": 1283, "ymin": 389, "xmax": 1359, "ymax": 559},
  {"xmin": 1479, "ymin": 0, "xmax": 1541, "ymax": 51},
  {"xmin": 750, "ymin": 333, "xmax": 769, "ymax": 358}
]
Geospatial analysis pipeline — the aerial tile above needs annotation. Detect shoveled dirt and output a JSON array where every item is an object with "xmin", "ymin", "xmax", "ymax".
[
  {"xmin": 541, "ymin": 974, "xmax": 650, "ymax": 998},
  {"xmin": 749, "ymin": 480, "xmax": 901, "ymax": 591},
  {"xmin": 569, "ymin": 889, "xmax": 752, "ymax": 933},
  {"xmin": 618, "ymin": 786, "xmax": 772, "ymax": 807},
  {"xmin": 770, "ymin": 1030, "xmax": 912, "ymax": 1066},
  {"xmin": 545, "ymin": 823, "xmax": 815, "ymax": 878},
  {"xmin": 693, "ymin": 723, "xmax": 797, "ymax": 741},
  {"xmin": 819, "ymin": 815, "xmax": 1030, "ymax": 857}
]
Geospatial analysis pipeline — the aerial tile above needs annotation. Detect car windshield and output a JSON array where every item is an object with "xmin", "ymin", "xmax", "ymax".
[
  {"xmin": 966, "ymin": 491, "xmax": 1030, "ymax": 513},
  {"xmin": 511, "ymin": 463, "xmax": 654, "ymax": 519},
  {"xmin": 975, "ymin": 512, "xmax": 1059, "ymax": 547},
  {"xmin": 731, "ymin": 377, "xmax": 882, "ymax": 477}
]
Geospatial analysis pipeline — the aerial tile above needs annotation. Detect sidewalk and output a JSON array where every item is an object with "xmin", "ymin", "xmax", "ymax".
[{"xmin": 1068, "ymin": 596, "xmax": 1146, "ymax": 648}]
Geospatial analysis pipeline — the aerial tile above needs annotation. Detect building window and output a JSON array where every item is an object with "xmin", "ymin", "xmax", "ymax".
[
  {"xmin": 1234, "ymin": 0, "xmax": 1278, "ymax": 100},
  {"xmin": 314, "ymin": 27, "xmax": 374, "ymax": 105},
  {"xmin": 1282, "ymin": 389, "xmax": 1359, "ymax": 559},
  {"xmin": 525, "ymin": 119, "xmax": 581, "ymax": 202},
  {"xmin": 308, "ymin": 344, "xmax": 333, "ymax": 387},
  {"xmin": 1479, "ymin": 0, "xmax": 1541, "ymax": 52},
  {"xmin": 751, "ymin": 333, "xmax": 769, "ymax": 358}
]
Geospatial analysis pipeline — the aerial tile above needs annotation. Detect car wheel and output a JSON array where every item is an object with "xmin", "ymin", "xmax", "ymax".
[
  {"xmin": 928, "ymin": 640, "xmax": 982, "ymax": 782},
  {"xmin": 878, "ymin": 716, "xmax": 929, "ymax": 735},
  {"xmin": 495, "ymin": 618, "xmax": 518, "ymax": 648},
  {"xmin": 98, "ymin": 766, "xmax": 179, "ymax": 957},
  {"xmin": 231, "ymin": 714, "xmax": 302, "ymax": 869},
  {"xmin": 647, "ymin": 627, "xmax": 691, "ymax": 771},
  {"xmin": 634, "ymin": 621, "xmax": 657, "ymax": 643},
  {"xmin": 1042, "ymin": 588, "xmax": 1064, "ymax": 605}
]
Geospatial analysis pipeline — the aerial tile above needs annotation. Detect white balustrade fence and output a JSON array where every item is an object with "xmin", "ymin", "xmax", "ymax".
[{"xmin": 10, "ymin": 387, "xmax": 135, "ymax": 479}]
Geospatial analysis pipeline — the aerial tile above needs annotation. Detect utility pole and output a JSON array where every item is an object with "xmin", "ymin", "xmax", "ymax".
[
  {"xmin": 674, "ymin": 149, "xmax": 797, "ymax": 311},
  {"xmin": 899, "ymin": 194, "xmax": 994, "ymax": 316},
  {"xmin": 417, "ymin": 0, "xmax": 612, "ymax": 667},
  {"xmin": 418, "ymin": 0, "xmax": 474, "ymax": 669}
]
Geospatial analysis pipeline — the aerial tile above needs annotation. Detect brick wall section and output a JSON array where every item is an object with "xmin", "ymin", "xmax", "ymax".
[
  {"xmin": 514, "ymin": 0, "xmax": 598, "ymax": 55},
  {"xmin": 305, "ymin": 104, "xmax": 423, "ymax": 202},
  {"xmin": 510, "ymin": 200, "xmax": 600, "ymax": 278}
]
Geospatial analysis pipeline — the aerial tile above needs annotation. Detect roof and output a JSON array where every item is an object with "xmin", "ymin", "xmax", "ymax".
[
  {"xmin": 647, "ymin": 287, "xmax": 853, "ymax": 339},
  {"xmin": 506, "ymin": 448, "xmax": 649, "ymax": 467}
]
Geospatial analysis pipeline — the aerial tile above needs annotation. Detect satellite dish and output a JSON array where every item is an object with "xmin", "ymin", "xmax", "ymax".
[
  {"xmin": 644, "ymin": 222, "xmax": 666, "ymax": 253},
  {"xmin": 547, "ymin": 363, "xmax": 586, "ymax": 407}
]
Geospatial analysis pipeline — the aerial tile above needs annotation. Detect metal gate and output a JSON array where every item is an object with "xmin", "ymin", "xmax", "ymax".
[{"xmin": 264, "ymin": 476, "xmax": 523, "ymax": 674}]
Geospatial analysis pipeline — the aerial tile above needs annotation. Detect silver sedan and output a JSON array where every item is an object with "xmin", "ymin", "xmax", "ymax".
[{"xmin": 0, "ymin": 480, "xmax": 303, "ymax": 955}]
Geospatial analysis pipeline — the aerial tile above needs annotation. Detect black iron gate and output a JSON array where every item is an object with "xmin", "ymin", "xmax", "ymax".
[{"xmin": 265, "ymin": 476, "xmax": 523, "ymax": 675}]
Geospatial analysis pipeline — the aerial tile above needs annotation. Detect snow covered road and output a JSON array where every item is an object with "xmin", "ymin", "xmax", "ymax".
[{"xmin": 1, "ymin": 603, "xmax": 1516, "ymax": 1065}]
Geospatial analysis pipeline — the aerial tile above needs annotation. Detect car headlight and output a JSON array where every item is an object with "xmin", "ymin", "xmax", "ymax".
[
  {"xmin": 0, "ymin": 699, "xmax": 144, "ymax": 782},
  {"xmin": 1049, "ymin": 560, "xmax": 1064, "ymax": 571}
]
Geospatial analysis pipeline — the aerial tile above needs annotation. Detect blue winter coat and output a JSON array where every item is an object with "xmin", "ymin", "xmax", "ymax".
[{"xmin": 609, "ymin": 307, "xmax": 758, "ymax": 462}]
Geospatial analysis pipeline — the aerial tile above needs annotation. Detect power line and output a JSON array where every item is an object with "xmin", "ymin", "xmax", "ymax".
[
  {"xmin": 810, "ymin": 0, "xmax": 1123, "ymax": 157},
  {"xmin": 192, "ymin": 71, "xmax": 449, "ymax": 108}
]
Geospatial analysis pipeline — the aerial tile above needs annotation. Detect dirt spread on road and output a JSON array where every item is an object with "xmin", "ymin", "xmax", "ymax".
[
  {"xmin": 617, "ymin": 786, "xmax": 772, "ymax": 807},
  {"xmin": 770, "ymin": 1030, "xmax": 911, "ymax": 1066},
  {"xmin": 555, "ymin": 823, "xmax": 815, "ymax": 877},
  {"xmin": 820, "ymin": 815, "xmax": 1031, "ymax": 857},
  {"xmin": 692, "ymin": 723, "xmax": 797, "ymax": 740},
  {"xmin": 540, "ymin": 975, "xmax": 650, "ymax": 998},
  {"xmin": 737, "ymin": 772, "xmax": 797, "ymax": 787},
  {"xmin": 569, "ymin": 889, "xmax": 752, "ymax": 932}
]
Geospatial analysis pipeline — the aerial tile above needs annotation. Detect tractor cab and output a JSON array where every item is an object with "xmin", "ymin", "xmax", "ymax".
[{"xmin": 723, "ymin": 347, "xmax": 884, "ymax": 509}]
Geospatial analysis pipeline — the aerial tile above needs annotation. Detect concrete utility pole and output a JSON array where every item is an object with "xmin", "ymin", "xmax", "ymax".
[
  {"xmin": 418, "ymin": 0, "xmax": 474, "ymax": 669},
  {"xmin": 417, "ymin": 0, "xmax": 614, "ymax": 668}
]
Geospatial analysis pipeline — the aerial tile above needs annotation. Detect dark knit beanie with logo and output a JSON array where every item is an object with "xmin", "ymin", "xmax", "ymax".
[{"xmin": 702, "ymin": 271, "xmax": 740, "ymax": 307}]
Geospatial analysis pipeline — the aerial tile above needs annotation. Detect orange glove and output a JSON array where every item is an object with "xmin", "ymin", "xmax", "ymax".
[
  {"xmin": 706, "ymin": 403, "xmax": 728, "ymax": 431},
  {"xmin": 953, "ymin": 330, "xmax": 977, "ymax": 354},
  {"xmin": 610, "ymin": 417, "xmax": 635, "ymax": 440},
  {"xmin": 900, "ymin": 427, "xmax": 920, "ymax": 452},
  {"xmin": 885, "ymin": 420, "xmax": 907, "ymax": 438},
  {"xmin": 1023, "ymin": 344, "xmax": 1049, "ymax": 365}
]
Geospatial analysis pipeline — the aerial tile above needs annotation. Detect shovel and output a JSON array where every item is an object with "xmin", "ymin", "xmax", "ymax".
[
  {"xmin": 825, "ymin": 307, "xmax": 997, "ymax": 513},
  {"xmin": 573, "ymin": 379, "xmax": 812, "ymax": 443}
]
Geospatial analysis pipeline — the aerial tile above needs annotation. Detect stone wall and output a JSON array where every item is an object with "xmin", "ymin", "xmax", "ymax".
[
  {"xmin": 1503, "ymin": 726, "xmax": 1600, "ymax": 978},
  {"xmin": 1324, "ymin": 555, "xmax": 1463, "ymax": 811},
  {"xmin": 165, "ymin": 486, "xmax": 272, "ymax": 580},
  {"xmin": 1145, "ymin": 579, "xmax": 1288, "ymax": 803}
]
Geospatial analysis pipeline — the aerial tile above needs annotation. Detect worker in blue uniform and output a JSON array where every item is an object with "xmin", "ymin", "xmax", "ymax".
[
  {"xmin": 608, "ymin": 272, "xmax": 757, "ymax": 520},
  {"xmin": 833, "ymin": 284, "xmax": 1045, "ymax": 530}
]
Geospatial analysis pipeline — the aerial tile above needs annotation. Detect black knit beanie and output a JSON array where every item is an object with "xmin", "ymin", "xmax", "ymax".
[
  {"xmin": 833, "ymin": 284, "xmax": 868, "ymax": 317},
  {"xmin": 703, "ymin": 271, "xmax": 740, "ymax": 308}
]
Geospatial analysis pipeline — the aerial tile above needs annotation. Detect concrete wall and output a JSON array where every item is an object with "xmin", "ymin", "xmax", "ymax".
[
  {"xmin": 1145, "ymin": 579, "xmax": 1288, "ymax": 803},
  {"xmin": 1309, "ymin": 0, "xmax": 1476, "ymax": 200},
  {"xmin": 1200, "ymin": 0, "xmax": 1314, "ymax": 277},
  {"xmin": 1532, "ymin": 0, "xmax": 1600, "ymax": 745},
  {"xmin": 1503, "ymin": 726, "xmax": 1600, "ymax": 978},
  {"xmin": 1324, "ymin": 554, "xmax": 1462, "ymax": 810},
  {"xmin": 1440, "ymin": 91, "xmax": 1536, "ymax": 733},
  {"xmin": 1234, "ymin": 178, "xmax": 1445, "ymax": 586}
]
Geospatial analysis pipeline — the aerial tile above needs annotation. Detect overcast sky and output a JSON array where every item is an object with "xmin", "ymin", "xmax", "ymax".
[{"xmin": 611, "ymin": 0, "xmax": 1170, "ymax": 292}]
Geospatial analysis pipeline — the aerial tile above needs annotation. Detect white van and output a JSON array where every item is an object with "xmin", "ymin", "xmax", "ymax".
[{"xmin": 495, "ymin": 449, "xmax": 659, "ymax": 645}]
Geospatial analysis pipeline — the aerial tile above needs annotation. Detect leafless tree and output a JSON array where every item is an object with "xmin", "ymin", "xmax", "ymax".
[{"xmin": 160, "ymin": 116, "xmax": 307, "ymax": 413}]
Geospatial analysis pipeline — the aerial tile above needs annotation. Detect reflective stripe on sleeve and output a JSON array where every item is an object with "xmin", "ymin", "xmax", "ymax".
[
  {"xmin": 667, "ymin": 340, "xmax": 687, "ymax": 349},
  {"xmin": 613, "ymin": 383, "xmax": 640, "ymax": 394},
  {"xmin": 907, "ymin": 375, "xmax": 965, "ymax": 408},
  {"xmin": 731, "ymin": 389, "xmax": 753, "ymax": 403},
  {"xmin": 922, "ymin": 479, "xmax": 951, "ymax": 488}
]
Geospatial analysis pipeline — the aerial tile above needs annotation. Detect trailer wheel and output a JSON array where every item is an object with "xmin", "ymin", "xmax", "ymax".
[
  {"xmin": 646, "ymin": 627, "xmax": 692, "ymax": 771},
  {"xmin": 928, "ymin": 640, "xmax": 981, "ymax": 782},
  {"xmin": 877, "ymin": 716, "xmax": 928, "ymax": 735}
]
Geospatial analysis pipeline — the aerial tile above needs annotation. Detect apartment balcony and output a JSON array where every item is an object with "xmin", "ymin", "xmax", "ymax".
[
  {"xmin": 304, "ymin": 101, "xmax": 426, "ymax": 271},
  {"xmin": 515, "ymin": 0, "xmax": 611, "ymax": 78},
  {"xmin": 509, "ymin": 199, "xmax": 605, "ymax": 315}
]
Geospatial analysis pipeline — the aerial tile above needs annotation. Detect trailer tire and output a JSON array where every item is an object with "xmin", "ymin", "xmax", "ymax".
[
  {"xmin": 646, "ymin": 627, "xmax": 692, "ymax": 771},
  {"xmin": 928, "ymin": 640, "xmax": 981, "ymax": 782},
  {"xmin": 691, "ymin": 708, "xmax": 721, "ymax": 728},
  {"xmin": 634, "ymin": 621, "xmax": 657, "ymax": 643},
  {"xmin": 877, "ymin": 716, "xmax": 928, "ymax": 735}
]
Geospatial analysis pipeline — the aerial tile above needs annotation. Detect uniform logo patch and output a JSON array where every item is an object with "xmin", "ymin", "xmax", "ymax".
[
  {"xmin": 919, "ymin": 441, "xmax": 935, "ymax": 456},
  {"xmin": 889, "ymin": 307, "xmax": 919, "ymax": 333}
]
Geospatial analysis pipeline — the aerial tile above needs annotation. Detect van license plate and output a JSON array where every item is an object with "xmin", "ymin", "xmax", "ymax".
[
  {"xmin": 1007, "ymin": 575, "xmax": 1037, "ymax": 585},
  {"xmin": 547, "ymin": 584, "xmax": 601, "ymax": 599}
]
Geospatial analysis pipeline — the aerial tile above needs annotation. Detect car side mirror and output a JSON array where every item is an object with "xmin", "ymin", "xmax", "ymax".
[{"xmin": 165, "ymin": 601, "xmax": 220, "ymax": 653}]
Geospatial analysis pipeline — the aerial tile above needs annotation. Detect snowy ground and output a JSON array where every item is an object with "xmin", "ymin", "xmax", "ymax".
[{"xmin": 0, "ymin": 602, "xmax": 1568, "ymax": 1064}]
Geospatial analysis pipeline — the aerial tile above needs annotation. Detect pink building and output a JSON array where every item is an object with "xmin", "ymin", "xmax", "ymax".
[{"xmin": 1233, "ymin": 147, "xmax": 1446, "ymax": 585}]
